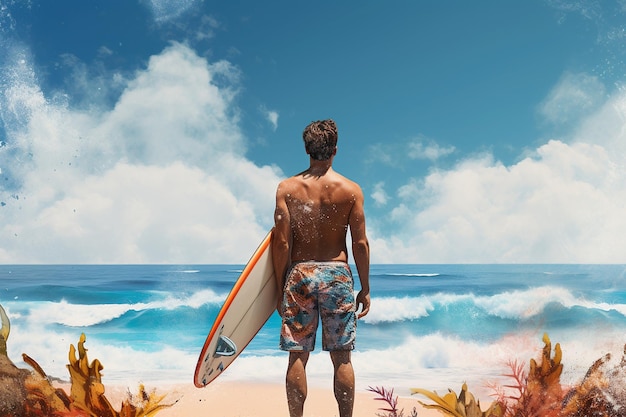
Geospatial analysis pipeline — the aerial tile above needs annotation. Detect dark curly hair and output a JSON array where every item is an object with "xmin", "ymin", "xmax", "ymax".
[{"xmin": 302, "ymin": 119, "xmax": 338, "ymax": 161}]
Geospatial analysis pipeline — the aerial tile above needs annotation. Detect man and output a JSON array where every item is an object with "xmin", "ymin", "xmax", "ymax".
[{"xmin": 272, "ymin": 119, "xmax": 370, "ymax": 417}]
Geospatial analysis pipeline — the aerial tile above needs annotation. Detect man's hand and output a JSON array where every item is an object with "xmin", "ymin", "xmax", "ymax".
[{"xmin": 356, "ymin": 290, "xmax": 370, "ymax": 319}]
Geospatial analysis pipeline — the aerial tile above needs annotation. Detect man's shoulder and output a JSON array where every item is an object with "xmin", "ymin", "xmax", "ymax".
[
  {"xmin": 276, "ymin": 176, "xmax": 301, "ymax": 195},
  {"xmin": 279, "ymin": 175, "xmax": 302, "ymax": 186},
  {"xmin": 333, "ymin": 171, "xmax": 363, "ymax": 192}
]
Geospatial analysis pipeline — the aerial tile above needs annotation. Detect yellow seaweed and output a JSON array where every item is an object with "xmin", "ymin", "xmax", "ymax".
[
  {"xmin": 411, "ymin": 383, "xmax": 503, "ymax": 417},
  {"xmin": 0, "ymin": 304, "xmax": 9, "ymax": 356},
  {"xmin": 66, "ymin": 333, "xmax": 177, "ymax": 417}
]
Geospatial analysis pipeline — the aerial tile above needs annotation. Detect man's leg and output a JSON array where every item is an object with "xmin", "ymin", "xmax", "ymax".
[
  {"xmin": 286, "ymin": 351, "xmax": 309, "ymax": 417},
  {"xmin": 330, "ymin": 350, "xmax": 354, "ymax": 417}
]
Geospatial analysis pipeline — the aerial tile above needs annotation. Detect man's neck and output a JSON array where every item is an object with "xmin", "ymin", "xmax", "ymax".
[{"xmin": 306, "ymin": 158, "xmax": 333, "ymax": 177}]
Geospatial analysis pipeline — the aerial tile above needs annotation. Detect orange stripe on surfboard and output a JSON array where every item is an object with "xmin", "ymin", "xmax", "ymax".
[{"xmin": 193, "ymin": 229, "xmax": 274, "ymax": 386}]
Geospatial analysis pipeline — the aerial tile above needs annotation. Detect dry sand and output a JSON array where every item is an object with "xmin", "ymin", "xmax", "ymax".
[{"xmin": 101, "ymin": 381, "xmax": 443, "ymax": 417}]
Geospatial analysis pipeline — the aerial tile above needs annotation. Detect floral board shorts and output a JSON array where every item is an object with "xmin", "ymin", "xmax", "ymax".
[{"xmin": 280, "ymin": 261, "xmax": 356, "ymax": 352}]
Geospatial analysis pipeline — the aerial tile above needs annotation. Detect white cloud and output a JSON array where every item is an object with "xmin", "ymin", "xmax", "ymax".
[
  {"xmin": 408, "ymin": 137, "xmax": 455, "ymax": 161},
  {"xmin": 538, "ymin": 72, "xmax": 606, "ymax": 126},
  {"xmin": 366, "ymin": 143, "xmax": 393, "ymax": 166},
  {"xmin": 261, "ymin": 106, "xmax": 279, "ymax": 131},
  {"xmin": 371, "ymin": 84, "xmax": 626, "ymax": 263},
  {"xmin": 367, "ymin": 137, "xmax": 454, "ymax": 170},
  {"xmin": 0, "ymin": 43, "xmax": 281, "ymax": 263},
  {"xmin": 370, "ymin": 182, "xmax": 388, "ymax": 207},
  {"xmin": 143, "ymin": 0, "xmax": 200, "ymax": 23},
  {"xmin": 195, "ymin": 15, "xmax": 221, "ymax": 41},
  {"xmin": 5, "ymin": 162, "xmax": 275, "ymax": 263},
  {"xmin": 545, "ymin": 0, "xmax": 603, "ymax": 22},
  {"xmin": 2, "ymin": 42, "xmax": 625, "ymax": 264}
]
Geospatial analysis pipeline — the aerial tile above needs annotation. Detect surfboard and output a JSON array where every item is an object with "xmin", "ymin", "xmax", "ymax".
[{"xmin": 194, "ymin": 229, "xmax": 279, "ymax": 388}]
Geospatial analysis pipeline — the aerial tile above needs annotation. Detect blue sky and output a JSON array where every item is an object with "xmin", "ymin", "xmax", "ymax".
[{"xmin": 1, "ymin": 0, "xmax": 625, "ymax": 263}]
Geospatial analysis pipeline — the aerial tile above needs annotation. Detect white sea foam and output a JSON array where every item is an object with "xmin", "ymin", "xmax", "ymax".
[
  {"xmin": 16, "ymin": 288, "xmax": 225, "ymax": 327},
  {"xmin": 363, "ymin": 296, "xmax": 434, "ymax": 324},
  {"xmin": 6, "ymin": 313, "xmax": 626, "ymax": 404},
  {"xmin": 204, "ymin": 330, "xmax": 626, "ymax": 399},
  {"xmin": 474, "ymin": 285, "xmax": 626, "ymax": 319},
  {"xmin": 29, "ymin": 300, "xmax": 150, "ymax": 327},
  {"xmin": 364, "ymin": 286, "xmax": 626, "ymax": 325}
]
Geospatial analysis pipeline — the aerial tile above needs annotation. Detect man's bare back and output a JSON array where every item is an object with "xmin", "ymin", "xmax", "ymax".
[
  {"xmin": 277, "ymin": 166, "xmax": 360, "ymax": 263},
  {"xmin": 272, "ymin": 130, "xmax": 370, "ymax": 309}
]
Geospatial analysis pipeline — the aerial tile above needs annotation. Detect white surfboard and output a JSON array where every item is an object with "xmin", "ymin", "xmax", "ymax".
[{"xmin": 194, "ymin": 230, "xmax": 279, "ymax": 387}]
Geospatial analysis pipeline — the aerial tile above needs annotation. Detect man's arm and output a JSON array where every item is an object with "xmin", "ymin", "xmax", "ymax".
[
  {"xmin": 272, "ymin": 182, "xmax": 291, "ymax": 314},
  {"xmin": 349, "ymin": 186, "xmax": 370, "ymax": 318}
]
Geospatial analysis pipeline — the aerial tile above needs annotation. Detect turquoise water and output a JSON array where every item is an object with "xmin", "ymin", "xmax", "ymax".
[{"xmin": 1, "ymin": 264, "xmax": 625, "ymax": 395}]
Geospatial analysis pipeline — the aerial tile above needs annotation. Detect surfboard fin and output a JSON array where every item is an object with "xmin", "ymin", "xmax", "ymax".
[{"xmin": 215, "ymin": 335, "xmax": 236, "ymax": 357}]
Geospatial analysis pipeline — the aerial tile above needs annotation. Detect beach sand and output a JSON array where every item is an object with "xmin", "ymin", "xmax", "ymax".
[{"xmin": 99, "ymin": 381, "xmax": 443, "ymax": 417}]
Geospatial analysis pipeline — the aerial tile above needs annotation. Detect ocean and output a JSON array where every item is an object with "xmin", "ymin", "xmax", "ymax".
[{"xmin": 1, "ymin": 264, "xmax": 626, "ymax": 399}]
